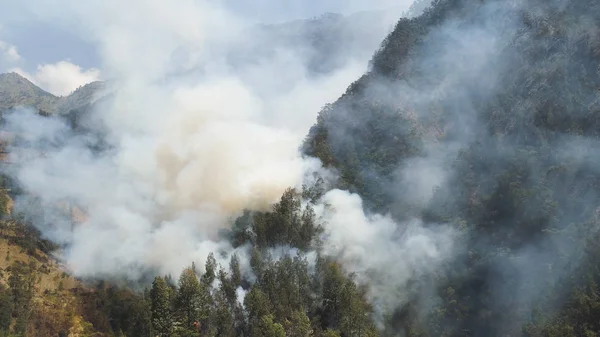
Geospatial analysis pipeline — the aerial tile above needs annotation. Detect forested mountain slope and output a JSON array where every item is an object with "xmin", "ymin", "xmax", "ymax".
[
  {"xmin": 2, "ymin": 0, "xmax": 600, "ymax": 336},
  {"xmin": 304, "ymin": 0, "xmax": 600, "ymax": 335}
]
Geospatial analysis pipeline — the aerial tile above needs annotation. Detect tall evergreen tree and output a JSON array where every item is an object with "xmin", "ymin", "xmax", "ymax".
[
  {"xmin": 202, "ymin": 253, "xmax": 217, "ymax": 287},
  {"xmin": 288, "ymin": 309, "xmax": 313, "ymax": 337},
  {"xmin": 150, "ymin": 276, "xmax": 173, "ymax": 336},
  {"xmin": 251, "ymin": 314, "xmax": 286, "ymax": 337},
  {"xmin": 175, "ymin": 267, "xmax": 202, "ymax": 331},
  {"xmin": 229, "ymin": 253, "xmax": 242, "ymax": 287}
]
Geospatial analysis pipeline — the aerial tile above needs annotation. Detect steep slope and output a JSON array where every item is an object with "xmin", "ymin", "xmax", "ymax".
[
  {"xmin": 0, "ymin": 215, "xmax": 151, "ymax": 337},
  {"xmin": 304, "ymin": 0, "xmax": 600, "ymax": 335},
  {"xmin": 0, "ymin": 172, "xmax": 156, "ymax": 337}
]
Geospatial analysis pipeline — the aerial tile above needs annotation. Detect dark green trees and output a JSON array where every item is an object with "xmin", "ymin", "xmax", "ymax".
[
  {"xmin": 0, "ymin": 284, "xmax": 12, "ymax": 335},
  {"xmin": 140, "ymin": 186, "xmax": 379, "ymax": 337},
  {"xmin": 248, "ymin": 188, "xmax": 322, "ymax": 250},
  {"xmin": 175, "ymin": 267, "xmax": 203, "ymax": 333},
  {"xmin": 150, "ymin": 276, "xmax": 173, "ymax": 336}
]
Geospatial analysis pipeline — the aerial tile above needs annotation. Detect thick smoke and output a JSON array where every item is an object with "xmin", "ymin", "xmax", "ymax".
[
  {"xmin": 3, "ymin": 1, "xmax": 548, "ymax": 332},
  {"xmin": 1, "ymin": 0, "xmax": 433, "ymax": 283},
  {"xmin": 315, "ymin": 189, "xmax": 456, "ymax": 318},
  {"xmin": 0, "ymin": 1, "xmax": 476, "ymax": 331}
]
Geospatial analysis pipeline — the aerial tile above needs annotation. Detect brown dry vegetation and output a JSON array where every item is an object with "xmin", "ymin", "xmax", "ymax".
[{"xmin": 0, "ymin": 225, "xmax": 107, "ymax": 337}]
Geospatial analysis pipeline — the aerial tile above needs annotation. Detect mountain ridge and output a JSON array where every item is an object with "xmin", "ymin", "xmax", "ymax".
[{"xmin": 0, "ymin": 72, "xmax": 105, "ymax": 115}]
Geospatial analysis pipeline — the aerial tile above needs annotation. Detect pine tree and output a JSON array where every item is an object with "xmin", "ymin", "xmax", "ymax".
[
  {"xmin": 150, "ymin": 276, "xmax": 173, "ymax": 336},
  {"xmin": 288, "ymin": 309, "xmax": 313, "ymax": 337},
  {"xmin": 212, "ymin": 291, "xmax": 235, "ymax": 337},
  {"xmin": 219, "ymin": 268, "xmax": 237, "ymax": 307},
  {"xmin": 244, "ymin": 286, "xmax": 272, "ymax": 322},
  {"xmin": 202, "ymin": 253, "xmax": 217, "ymax": 287},
  {"xmin": 175, "ymin": 267, "xmax": 202, "ymax": 330},
  {"xmin": 322, "ymin": 262, "xmax": 345, "ymax": 330},
  {"xmin": 251, "ymin": 314, "xmax": 286, "ymax": 337},
  {"xmin": 250, "ymin": 247, "xmax": 265, "ymax": 281},
  {"xmin": 229, "ymin": 253, "xmax": 242, "ymax": 287}
]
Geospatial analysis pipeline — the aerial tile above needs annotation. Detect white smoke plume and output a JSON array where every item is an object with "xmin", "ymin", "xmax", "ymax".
[
  {"xmin": 1, "ymin": 0, "xmax": 408, "ymax": 281},
  {"xmin": 0, "ymin": 1, "xmax": 467, "ymax": 325},
  {"xmin": 314, "ymin": 189, "xmax": 456, "ymax": 318},
  {"xmin": 2, "ymin": 6, "xmax": 460, "ymax": 328}
]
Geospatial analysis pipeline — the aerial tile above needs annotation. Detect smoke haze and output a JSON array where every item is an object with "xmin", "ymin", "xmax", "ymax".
[{"xmin": 0, "ymin": 0, "xmax": 437, "ymax": 286}]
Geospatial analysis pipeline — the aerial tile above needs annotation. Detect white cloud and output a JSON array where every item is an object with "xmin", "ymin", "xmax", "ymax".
[
  {"xmin": 0, "ymin": 41, "xmax": 21, "ymax": 63},
  {"xmin": 0, "ymin": 25, "xmax": 22, "ymax": 69},
  {"xmin": 11, "ymin": 60, "xmax": 100, "ymax": 96}
]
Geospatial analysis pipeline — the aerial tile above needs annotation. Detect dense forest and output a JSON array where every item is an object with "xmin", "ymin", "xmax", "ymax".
[
  {"xmin": 305, "ymin": 0, "xmax": 600, "ymax": 335},
  {"xmin": 2, "ymin": 0, "xmax": 600, "ymax": 336}
]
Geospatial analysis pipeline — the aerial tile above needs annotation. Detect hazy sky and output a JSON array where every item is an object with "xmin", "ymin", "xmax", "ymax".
[{"xmin": 0, "ymin": 0, "xmax": 413, "ymax": 95}]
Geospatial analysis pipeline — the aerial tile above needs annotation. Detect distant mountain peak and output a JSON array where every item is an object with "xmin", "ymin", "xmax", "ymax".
[
  {"xmin": 0, "ymin": 72, "xmax": 56, "ymax": 97},
  {"xmin": 0, "ymin": 72, "xmax": 107, "ymax": 114},
  {"xmin": 0, "ymin": 72, "xmax": 59, "ymax": 113},
  {"xmin": 0, "ymin": 72, "xmax": 29, "ymax": 81}
]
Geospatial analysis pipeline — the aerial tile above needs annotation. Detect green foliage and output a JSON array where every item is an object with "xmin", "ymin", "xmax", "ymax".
[
  {"xmin": 321, "ymin": 329, "xmax": 342, "ymax": 337},
  {"xmin": 251, "ymin": 188, "xmax": 322, "ymax": 250},
  {"xmin": 229, "ymin": 253, "xmax": 241, "ymax": 287},
  {"xmin": 101, "ymin": 286, "xmax": 152, "ymax": 337},
  {"xmin": 175, "ymin": 267, "xmax": 203, "ymax": 328},
  {"xmin": 150, "ymin": 276, "xmax": 173, "ymax": 336},
  {"xmin": 202, "ymin": 252, "xmax": 217, "ymax": 286},
  {"xmin": 287, "ymin": 309, "xmax": 313, "ymax": 337},
  {"xmin": 211, "ymin": 291, "xmax": 235, "ymax": 337},
  {"xmin": 251, "ymin": 314, "xmax": 286, "ymax": 337},
  {"xmin": 8, "ymin": 261, "xmax": 35, "ymax": 335},
  {"xmin": 124, "ymin": 186, "xmax": 381, "ymax": 337},
  {"xmin": 245, "ymin": 286, "xmax": 272, "ymax": 322},
  {"xmin": 0, "ymin": 284, "xmax": 12, "ymax": 333}
]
